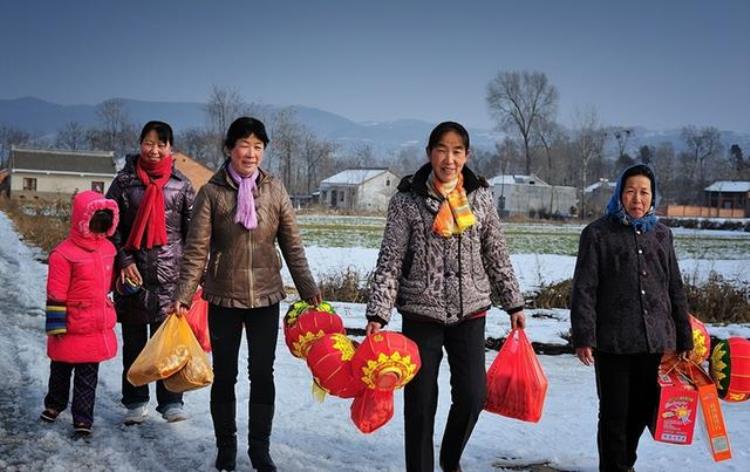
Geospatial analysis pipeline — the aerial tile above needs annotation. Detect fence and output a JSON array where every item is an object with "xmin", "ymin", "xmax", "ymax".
[{"xmin": 665, "ymin": 205, "xmax": 745, "ymax": 218}]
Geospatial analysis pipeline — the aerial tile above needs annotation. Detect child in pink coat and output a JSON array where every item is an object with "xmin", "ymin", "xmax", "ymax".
[{"xmin": 41, "ymin": 190, "xmax": 120, "ymax": 437}]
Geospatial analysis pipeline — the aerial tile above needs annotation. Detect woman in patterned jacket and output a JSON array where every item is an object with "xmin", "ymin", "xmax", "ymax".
[{"xmin": 365, "ymin": 121, "xmax": 526, "ymax": 472}]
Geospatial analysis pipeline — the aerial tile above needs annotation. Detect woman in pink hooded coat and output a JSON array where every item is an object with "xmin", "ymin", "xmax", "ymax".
[{"xmin": 41, "ymin": 190, "xmax": 119, "ymax": 437}]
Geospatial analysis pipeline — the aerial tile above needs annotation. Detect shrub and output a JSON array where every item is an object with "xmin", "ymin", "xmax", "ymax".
[
  {"xmin": 533, "ymin": 279, "xmax": 572, "ymax": 309},
  {"xmin": 685, "ymin": 272, "xmax": 750, "ymax": 323},
  {"xmin": 0, "ymin": 197, "xmax": 69, "ymax": 254},
  {"xmin": 530, "ymin": 274, "xmax": 750, "ymax": 324},
  {"xmin": 317, "ymin": 266, "xmax": 372, "ymax": 303}
]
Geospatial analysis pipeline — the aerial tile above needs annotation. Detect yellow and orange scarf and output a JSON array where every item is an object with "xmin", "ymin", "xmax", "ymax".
[{"xmin": 428, "ymin": 172, "xmax": 476, "ymax": 237}]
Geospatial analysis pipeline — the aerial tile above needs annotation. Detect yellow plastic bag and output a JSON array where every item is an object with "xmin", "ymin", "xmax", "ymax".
[
  {"xmin": 126, "ymin": 315, "xmax": 195, "ymax": 387},
  {"xmin": 163, "ymin": 330, "xmax": 214, "ymax": 393}
]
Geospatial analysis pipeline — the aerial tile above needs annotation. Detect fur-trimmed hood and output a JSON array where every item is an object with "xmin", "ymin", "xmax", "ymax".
[{"xmin": 70, "ymin": 190, "xmax": 119, "ymax": 244}]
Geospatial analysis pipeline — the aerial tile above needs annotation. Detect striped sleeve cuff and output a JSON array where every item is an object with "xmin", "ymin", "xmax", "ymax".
[{"xmin": 46, "ymin": 300, "xmax": 67, "ymax": 335}]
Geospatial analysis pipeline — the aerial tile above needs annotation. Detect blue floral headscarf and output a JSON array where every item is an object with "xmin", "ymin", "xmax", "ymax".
[{"xmin": 606, "ymin": 164, "xmax": 659, "ymax": 233}]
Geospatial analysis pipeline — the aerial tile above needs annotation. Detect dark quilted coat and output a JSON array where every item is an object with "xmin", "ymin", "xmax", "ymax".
[
  {"xmin": 106, "ymin": 155, "xmax": 195, "ymax": 324},
  {"xmin": 570, "ymin": 216, "xmax": 693, "ymax": 354}
]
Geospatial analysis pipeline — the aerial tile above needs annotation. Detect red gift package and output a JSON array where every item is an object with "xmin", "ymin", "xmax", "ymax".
[{"xmin": 650, "ymin": 367, "xmax": 698, "ymax": 445}]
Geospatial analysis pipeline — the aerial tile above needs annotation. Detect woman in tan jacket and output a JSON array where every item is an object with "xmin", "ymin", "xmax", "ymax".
[{"xmin": 172, "ymin": 117, "xmax": 321, "ymax": 472}]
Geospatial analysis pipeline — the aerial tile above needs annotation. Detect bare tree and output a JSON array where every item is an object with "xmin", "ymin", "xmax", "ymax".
[
  {"xmin": 389, "ymin": 145, "xmax": 424, "ymax": 177},
  {"xmin": 177, "ymin": 127, "xmax": 217, "ymax": 168},
  {"xmin": 729, "ymin": 144, "xmax": 744, "ymax": 176},
  {"xmin": 205, "ymin": 86, "xmax": 246, "ymax": 167},
  {"xmin": 301, "ymin": 132, "xmax": 337, "ymax": 194},
  {"xmin": 681, "ymin": 126, "xmax": 723, "ymax": 186},
  {"xmin": 534, "ymin": 118, "xmax": 564, "ymax": 182},
  {"xmin": 0, "ymin": 125, "xmax": 32, "ymax": 167},
  {"xmin": 652, "ymin": 143, "xmax": 676, "ymax": 204},
  {"xmin": 487, "ymin": 70, "xmax": 558, "ymax": 175},
  {"xmin": 88, "ymin": 99, "xmax": 138, "ymax": 156},
  {"xmin": 269, "ymin": 107, "xmax": 305, "ymax": 191},
  {"xmin": 55, "ymin": 121, "xmax": 87, "ymax": 150},
  {"xmin": 637, "ymin": 145, "xmax": 654, "ymax": 166},
  {"xmin": 572, "ymin": 108, "xmax": 606, "ymax": 219},
  {"xmin": 608, "ymin": 127, "xmax": 634, "ymax": 159}
]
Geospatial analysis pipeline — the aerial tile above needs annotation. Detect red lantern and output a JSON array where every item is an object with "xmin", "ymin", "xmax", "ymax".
[
  {"xmin": 284, "ymin": 310, "xmax": 345, "ymax": 359},
  {"xmin": 306, "ymin": 333, "xmax": 365, "ymax": 398},
  {"xmin": 710, "ymin": 337, "xmax": 750, "ymax": 403},
  {"xmin": 688, "ymin": 314, "xmax": 711, "ymax": 364},
  {"xmin": 351, "ymin": 389, "xmax": 394, "ymax": 434},
  {"xmin": 351, "ymin": 331, "xmax": 421, "ymax": 391}
]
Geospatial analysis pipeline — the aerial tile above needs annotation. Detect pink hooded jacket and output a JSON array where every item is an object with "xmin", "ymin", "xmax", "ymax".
[{"xmin": 46, "ymin": 190, "xmax": 119, "ymax": 363}]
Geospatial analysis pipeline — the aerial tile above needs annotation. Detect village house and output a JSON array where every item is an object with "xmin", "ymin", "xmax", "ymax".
[
  {"xmin": 319, "ymin": 168, "xmax": 399, "ymax": 213},
  {"xmin": 583, "ymin": 179, "xmax": 617, "ymax": 217},
  {"xmin": 8, "ymin": 147, "xmax": 116, "ymax": 199},
  {"xmin": 489, "ymin": 173, "xmax": 577, "ymax": 218},
  {"xmin": 703, "ymin": 181, "xmax": 750, "ymax": 217},
  {"xmin": 172, "ymin": 152, "xmax": 213, "ymax": 191}
]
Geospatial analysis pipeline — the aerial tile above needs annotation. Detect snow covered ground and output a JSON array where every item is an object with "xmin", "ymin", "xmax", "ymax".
[
  {"xmin": 288, "ymin": 247, "xmax": 750, "ymax": 293},
  {"xmin": 1, "ymin": 210, "xmax": 749, "ymax": 471}
]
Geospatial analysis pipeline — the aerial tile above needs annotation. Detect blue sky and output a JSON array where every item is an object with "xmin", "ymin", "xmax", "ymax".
[{"xmin": 1, "ymin": 0, "xmax": 748, "ymax": 131}]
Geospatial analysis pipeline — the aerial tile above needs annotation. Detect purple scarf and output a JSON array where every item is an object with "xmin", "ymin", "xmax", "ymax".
[{"xmin": 226, "ymin": 163, "xmax": 259, "ymax": 230}]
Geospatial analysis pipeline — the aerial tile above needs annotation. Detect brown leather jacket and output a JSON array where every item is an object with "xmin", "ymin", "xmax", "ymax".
[{"xmin": 174, "ymin": 165, "xmax": 319, "ymax": 309}]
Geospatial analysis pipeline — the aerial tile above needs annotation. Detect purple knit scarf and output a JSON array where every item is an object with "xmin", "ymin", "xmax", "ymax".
[{"xmin": 226, "ymin": 163, "xmax": 259, "ymax": 230}]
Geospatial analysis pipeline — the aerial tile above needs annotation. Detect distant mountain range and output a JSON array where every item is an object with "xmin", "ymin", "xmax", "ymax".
[{"xmin": 1, "ymin": 96, "xmax": 748, "ymax": 155}]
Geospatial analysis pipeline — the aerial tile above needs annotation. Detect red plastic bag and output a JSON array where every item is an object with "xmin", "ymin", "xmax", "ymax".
[
  {"xmin": 350, "ymin": 389, "xmax": 394, "ymax": 433},
  {"xmin": 186, "ymin": 288, "xmax": 211, "ymax": 352},
  {"xmin": 485, "ymin": 328, "xmax": 547, "ymax": 422}
]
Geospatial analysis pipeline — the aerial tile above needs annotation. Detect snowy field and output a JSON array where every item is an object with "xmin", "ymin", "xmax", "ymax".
[
  {"xmin": 287, "ymin": 247, "xmax": 750, "ymax": 294},
  {"xmin": 296, "ymin": 216, "xmax": 750, "ymax": 260},
  {"xmin": 1, "ymin": 210, "xmax": 749, "ymax": 471}
]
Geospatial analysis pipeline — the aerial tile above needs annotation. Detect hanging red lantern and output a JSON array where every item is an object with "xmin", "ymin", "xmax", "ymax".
[
  {"xmin": 350, "ymin": 388, "xmax": 394, "ymax": 434},
  {"xmin": 284, "ymin": 309, "xmax": 345, "ymax": 359},
  {"xmin": 688, "ymin": 314, "xmax": 711, "ymax": 365},
  {"xmin": 306, "ymin": 333, "xmax": 365, "ymax": 399},
  {"xmin": 351, "ymin": 331, "xmax": 421, "ymax": 391},
  {"xmin": 284, "ymin": 299, "xmax": 337, "ymax": 326},
  {"xmin": 710, "ymin": 337, "xmax": 750, "ymax": 403}
]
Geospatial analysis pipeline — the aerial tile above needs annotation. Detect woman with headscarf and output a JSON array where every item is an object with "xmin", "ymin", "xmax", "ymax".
[{"xmin": 571, "ymin": 163, "xmax": 693, "ymax": 471}]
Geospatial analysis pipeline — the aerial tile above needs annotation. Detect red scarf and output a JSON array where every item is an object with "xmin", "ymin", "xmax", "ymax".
[{"xmin": 125, "ymin": 155, "xmax": 173, "ymax": 250}]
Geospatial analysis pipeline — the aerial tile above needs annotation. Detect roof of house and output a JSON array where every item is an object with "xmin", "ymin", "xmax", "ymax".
[
  {"xmin": 173, "ymin": 153, "xmax": 213, "ymax": 190},
  {"xmin": 584, "ymin": 180, "xmax": 617, "ymax": 193},
  {"xmin": 320, "ymin": 168, "xmax": 393, "ymax": 186},
  {"xmin": 10, "ymin": 147, "xmax": 116, "ymax": 175},
  {"xmin": 488, "ymin": 173, "xmax": 549, "ymax": 186},
  {"xmin": 704, "ymin": 181, "xmax": 750, "ymax": 193}
]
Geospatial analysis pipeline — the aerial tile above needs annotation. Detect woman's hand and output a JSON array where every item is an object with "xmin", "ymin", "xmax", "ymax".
[
  {"xmin": 305, "ymin": 293, "xmax": 323, "ymax": 307},
  {"xmin": 576, "ymin": 347, "xmax": 594, "ymax": 366},
  {"xmin": 677, "ymin": 350, "xmax": 692, "ymax": 362},
  {"xmin": 510, "ymin": 310, "xmax": 526, "ymax": 329},
  {"xmin": 168, "ymin": 301, "xmax": 190, "ymax": 317},
  {"xmin": 365, "ymin": 321, "xmax": 382, "ymax": 336},
  {"xmin": 121, "ymin": 263, "xmax": 142, "ymax": 285}
]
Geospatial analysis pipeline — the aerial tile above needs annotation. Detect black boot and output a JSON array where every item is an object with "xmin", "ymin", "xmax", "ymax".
[
  {"xmin": 248, "ymin": 403, "xmax": 277, "ymax": 472},
  {"xmin": 212, "ymin": 402, "xmax": 237, "ymax": 471}
]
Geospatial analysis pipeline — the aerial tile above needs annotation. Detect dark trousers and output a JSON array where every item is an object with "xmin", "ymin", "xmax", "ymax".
[
  {"xmin": 402, "ymin": 317, "xmax": 487, "ymax": 472},
  {"xmin": 594, "ymin": 351, "xmax": 661, "ymax": 472},
  {"xmin": 208, "ymin": 303, "xmax": 279, "ymax": 442},
  {"xmin": 45, "ymin": 360, "xmax": 99, "ymax": 427},
  {"xmin": 121, "ymin": 320, "xmax": 183, "ymax": 412}
]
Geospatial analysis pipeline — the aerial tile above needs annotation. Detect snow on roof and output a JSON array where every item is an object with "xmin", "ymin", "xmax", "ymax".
[
  {"xmin": 487, "ymin": 173, "xmax": 549, "ymax": 186},
  {"xmin": 320, "ymin": 169, "xmax": 389, "ymax": 185},
  {"xmin": 704, "ymin": 181, "xmax": 750, "ymax": 193},
  {"xmin": 584, "ymin": 180, "xmax": 616, "ymax": 193}
]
